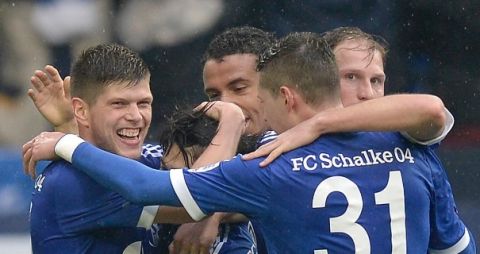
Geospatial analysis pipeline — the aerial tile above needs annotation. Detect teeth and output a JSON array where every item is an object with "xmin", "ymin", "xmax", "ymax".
[{"xmin": 118, "ymin": 128, "xmax": 140, "ymax": 138}]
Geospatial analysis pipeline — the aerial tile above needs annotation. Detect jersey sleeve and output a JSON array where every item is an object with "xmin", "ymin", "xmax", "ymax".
[
  {"xmin": 401, "ymin": 107, "xmax": 454, "ymax": 146},
  {"xmin": 56, "ymin": 135, "xmax": 182, "ymax": 207},
  {"xmin": 49, "ymin": 163, "xmax": 159, "ymax": 233},
  {"xmin": 427, "ymin": 149, "xmax": 476, "ymax": 253},
  {"xmin": 169, "ymin": 156, "xmax": 271, "ymax": 221}
]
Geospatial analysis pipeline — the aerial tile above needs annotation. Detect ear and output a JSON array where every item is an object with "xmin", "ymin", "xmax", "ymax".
[
  {"xmin": 279, "ymin": 86, "xmax": 296, "ymax": 112},
  {"xmin": 72, "ymin": 97, "xmax": 90, "ymax": 128}
]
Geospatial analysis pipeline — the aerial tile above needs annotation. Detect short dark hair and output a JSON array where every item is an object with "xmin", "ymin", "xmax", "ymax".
[
  {"xmin": 322, "ymin": 26, "xmax": 389, "ymax": 65},
  {"xmin": 158, "ymin": 103, "xmax": 258, "ymax": 168},
  {"xmin": 258, "ymin": 32, "xmax": 339, "ymax": 105},
  {"xmin": 202, "ymin": 26, "xmax": 276, "ymax": 64},
  {"xmin": 70, "ymin": 44, "xmax": 150, "ymax": 104}
]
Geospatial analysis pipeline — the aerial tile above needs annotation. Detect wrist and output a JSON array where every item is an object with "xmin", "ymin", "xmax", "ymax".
[
  {"xmin": 218, "ymin": 114, "xmax": 246, "ymax": 134},
  {"xmin": 209, "ymin": 212, "xmax": 228, "ymax": 224},
  {"xmin": 54, "ymin": 134, "xmax": 85, "ymax": 163},
  {"xmin": 54, "ymin": 119, "xmax": 79, "ymax": 134}
]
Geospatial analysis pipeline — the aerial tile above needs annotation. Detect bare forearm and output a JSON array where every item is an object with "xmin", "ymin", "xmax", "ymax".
[
  {"xmin": 192, "ymin": 116, "xmax": 244, "ymax": 168},
  {"xmin": 154, "ymin": 206, "xmax": 195, "ymax": 224},
  {"xmin": 317, "ymin": 94, "xmax": 447, "ymax": 141}
]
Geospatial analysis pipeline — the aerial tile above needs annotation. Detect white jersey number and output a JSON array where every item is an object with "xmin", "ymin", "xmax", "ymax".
[{"xmin": 312, "ymin": 171, "xmax": 406, "ymax": 254}]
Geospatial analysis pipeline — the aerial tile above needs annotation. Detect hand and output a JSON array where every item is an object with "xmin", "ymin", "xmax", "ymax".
[
  {"xmin": 28, "ymin": 65, "xmax": 77, "ymax": 131},
  {"xmin": 22, "ymin": 132, "xmax": 66, "ymax": 179},
  {"xmin": 243, "ymin": 116, "xmax": 319, "ymax": 167},
  {"xmin": 195, "ymin": 101, "xmax": 245, "ymax": 127},
  {"xmin": 168, "ymin": 216, "xmax": 221, "ymax": 254}
]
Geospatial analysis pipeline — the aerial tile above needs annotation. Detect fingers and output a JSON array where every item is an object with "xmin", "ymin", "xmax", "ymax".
[
  {"xmin": 63, "ymin": 76, "xmax": 71, "ymax": 99},
  {"xmin": 44, "ymin": 65, "xmax": 63, "ymax": 84},
  {"xmin": 22, "ymin": 140, "xmax": 37, "ymax": 179},
  {"xmin": 35, "ymin": 69, "xmax": 52, "ymax": 88},
  {"xmin": 259, "ymin": 148, "xmax": 283, "ymax": 167},
  {"xmin": 22, "ymin": 140, "xmax": 34, "ymax": 177},
  {"xmin": 30, "ymin": 73, "xmax": 46, "ymax": 93},
  {"xmin": 27, "ymin": 88, "xmax": 37, "ymax": 103},
  {"xmin": 242, "ymin": 140, "xmax": 277, "ymax": 160},
  {"xmin": 242, "ymin": 140, "xmax": 284, "ymax": 167},
  {"xmin": 28, "ymin": 152, "xmax": 37, "ymax": 179}
]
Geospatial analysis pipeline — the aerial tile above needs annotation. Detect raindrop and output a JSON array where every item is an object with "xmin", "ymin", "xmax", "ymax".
[{"xmin": 11, "ymin": 2, "xmax": 15, "ymax": 7}]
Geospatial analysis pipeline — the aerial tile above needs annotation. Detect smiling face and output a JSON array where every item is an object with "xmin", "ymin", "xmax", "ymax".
[
  {"xmin": 203, "ymin": 54, "xmax": 266, "ymax": 135},
  {"xmin": 334, "ymin": 39, "xmax": 386, "ymax": 106},
  {"xmin": 85, "ymin": 77, "xmax": 153, "ymax": 159}
]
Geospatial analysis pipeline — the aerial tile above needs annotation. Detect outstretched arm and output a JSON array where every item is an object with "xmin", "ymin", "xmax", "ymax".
[
  {"xmin": 244, "ymin": 94, "xmax": 450, "ymax": 166},
  {"xmin": 59, "ymin": 134, "xmax": 181, "ymax": 206},
  {"xmin": 29, "ymin": 65, "xmax": 78, "ymax": 133},
  {"xmin": 22, "ymin": 131, "xmax": 180, "ymax": 205}
]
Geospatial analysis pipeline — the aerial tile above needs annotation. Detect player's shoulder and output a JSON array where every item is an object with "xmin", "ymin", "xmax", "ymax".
[
  {"xmin": 140, "ymin": 144, "xmax": 163, "ymax": 169},
  {"xmin": 142, "ymin": 144, "xmax": 164, "ymax": 158}
]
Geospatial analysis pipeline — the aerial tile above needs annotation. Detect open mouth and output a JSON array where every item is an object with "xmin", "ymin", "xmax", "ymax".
[{"xmin": 117, "ymin": 128, "xmax": 141, "ymax": 140}]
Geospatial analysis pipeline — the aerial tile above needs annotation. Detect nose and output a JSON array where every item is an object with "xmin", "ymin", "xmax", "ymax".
[
  {"xmin": 219, "ymin": 94, "xmax": 235, "ymax": 104},
  {"xmin": 357, "ymin": 80, "xmax": 375, "ymax": 101},
  {"xmin": 125, "ymin": 105, "xmax": 142, "ymax": 122}
]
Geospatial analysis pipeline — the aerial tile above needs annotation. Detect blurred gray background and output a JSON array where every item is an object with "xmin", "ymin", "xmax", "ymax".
[{"xmin": 0, "ymin": 0, "xmax": 478, "ymax": 252}]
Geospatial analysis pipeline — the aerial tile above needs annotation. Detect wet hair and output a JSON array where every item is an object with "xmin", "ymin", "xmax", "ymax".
[
  {"xmin": 201, "ymin": 26, "xmax": 276, "ymax": 64},
  {"xmin": 158, "ymin": 103, "xmax": 258, "ymax": 168},
  {"xmin": 258, "ymin": 32, "xmax": 339, "ymax": 105},
  {"xmin": 70, "ymin": 43, "xmax": 150, "ymax": 104},
  {"xmin": 322, "ymin": 26, "xmax": 389, "ymax": 65}
]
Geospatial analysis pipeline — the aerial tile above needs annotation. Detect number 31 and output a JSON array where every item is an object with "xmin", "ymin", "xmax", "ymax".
[{"xmin": 313, "ymin": 171, "xmax": 406, "ymax": 254}]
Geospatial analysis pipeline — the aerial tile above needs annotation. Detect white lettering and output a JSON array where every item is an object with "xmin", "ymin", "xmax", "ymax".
[
  {"xmin": 320, "ymin": 153, "xmax": 332, "ymax": 169},
  {"xmin": 304, "ymin": 155, "xmax": 318, "ymax": 171},
  {"xmin": 383, "ymin": 151, "xmax": 393, "ymax": 163},
  {"xmin": 291, "ymin": 157, "xmax": 304, "ymax": 171}
]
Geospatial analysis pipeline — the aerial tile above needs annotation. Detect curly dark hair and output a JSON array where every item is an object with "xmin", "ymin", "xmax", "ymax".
[
  {"xmin": 70, "ymin": 43, "xmax": 149, "ymax": 104},
  {"xmin": 158, "ymin": 103, "xmax": 258, "ymax": 168},
  {"xmin": 201, "ymin": 26, "xmax": 276, "ymax": 64}
]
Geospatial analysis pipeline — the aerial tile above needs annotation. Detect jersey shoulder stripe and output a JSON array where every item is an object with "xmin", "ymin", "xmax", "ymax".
[{"xmin": 256, "ymin": 130, "xmax": 277, "ymax": 147}]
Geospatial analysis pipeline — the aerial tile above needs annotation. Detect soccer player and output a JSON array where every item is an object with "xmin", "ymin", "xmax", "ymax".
[
  {"xmin": 27, "ymin": 63, "xmax": 256, "ymax": 253},
  {"xmin": 26, "ymin": 43, "xmax": 159, "ymax": 253},
  {"xmin": 197, "ymin": 26, "xmax": 455, "ymax": 253},
  {"xmin": 23, "ymin": 32, "xmax": 476, "ymax": 253},
  {"xmin": 244, "ymin": 26, "xmax": 454, "ymax": 165}
]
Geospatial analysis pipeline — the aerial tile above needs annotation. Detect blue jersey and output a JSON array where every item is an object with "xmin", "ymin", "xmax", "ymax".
[
  {"xmin": 30, "ymin": 145, "xmax": 160, "ymax": 254},
  {"xmin": 137, "ymin": 144, "xmax": 258, "ymax": 254},
  {"xmin": 170, "ymin": 132, "xmax": 474, "ymax": 253},
  {"xmin": 61, "ymin": 132, "xmax": 475, "ymax": 253}
]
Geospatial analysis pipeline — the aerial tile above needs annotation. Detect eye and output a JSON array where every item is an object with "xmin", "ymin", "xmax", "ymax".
[
  {"xmin": 207, "ymin": 92, "xmax": 220, "ymax": 101},
  {"xmin": 371, "ymin": 77, "xmax": 385, "ymax": 86},
  {"xmin": 111, "ymin": 101, "xmax": 126, "ymax": 107},
  {"xmin": 233, "ymin": 86, "xmax": 247, "ymax": 93},
  {"xmin": 138, "ymin": 100, "xmax": 152, "ymax": 108},
  {"xmin": 345, "ymin": 73, "xmax": 357, "ymax": 80}
]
